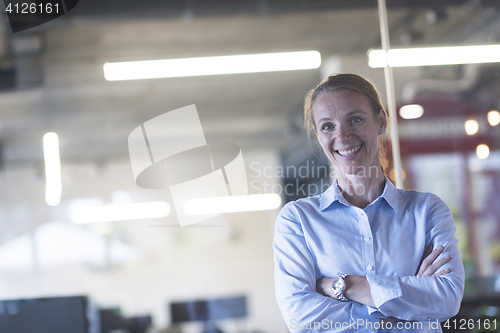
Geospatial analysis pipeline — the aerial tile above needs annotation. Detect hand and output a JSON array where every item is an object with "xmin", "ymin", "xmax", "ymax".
[
  {"xmin": 316, "ymin": 277, "xmax": 335, "ymax": 298},
  {"xmin": 417, "ymin": 244, "xmax": 452, "ymax": 277},
  {"xmin": 316, "ymin": 275, "xmax": 376, "ymax": 307},
  {"xmin": 316, "ymin": 244, "xmax": 451, "ymax": 307}
]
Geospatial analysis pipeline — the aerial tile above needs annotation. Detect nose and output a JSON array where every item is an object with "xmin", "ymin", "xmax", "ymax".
[{"xmin": 336, "ymin": 124, "xmax": 352, "ymax": 142}]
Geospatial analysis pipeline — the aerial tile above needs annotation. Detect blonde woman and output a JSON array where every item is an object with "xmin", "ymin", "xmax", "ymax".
[{"xmin": 274, "ymin": 74, "xmax": 464, "ymax": 332}]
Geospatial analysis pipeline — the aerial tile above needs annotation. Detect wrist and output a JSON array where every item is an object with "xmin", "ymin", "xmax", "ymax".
[
  {"xmin": 344, "ymin": 275, "xmax": 355, "ymax": 298},
  {"xmin": 320, "ymin": 278, "xmax": 336, "ymax": 297},
  {"xmin": 344, "ymin": 275, "xmax": 376, "ymax": 308},
  {"xmin": 344, "ymin": 275, "xmax": 365, "ymax": 300},
  {"xmin": 331, "ymin": 274, "xmax": 349, "ymax": 301}
]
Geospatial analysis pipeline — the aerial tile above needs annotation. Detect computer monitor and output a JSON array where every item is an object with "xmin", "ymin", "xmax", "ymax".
[
  {"xmin": 170, "ymin": 295, "xmax": 247, "ymax": 333},
  {"xmin": 125, "ymin": 315, "xmax": 153, "ymax": 333},
  {"xmin": 99, "ymin": 308, "xmax": 152, "ymax": 333},
  {"xmin": 0, "ymin": 295, "xmax": 96, "ymax": 333},
  {"xmin": 171, "ymin": 300, "xmax": 208, "ymax": 323},
  {"xmin": 99, "ymin": 308, "xmax": 125, "ymax": 333},
  {"xmin": 205, "ymin": 296, "xmax": 247, "ymax": 321}
]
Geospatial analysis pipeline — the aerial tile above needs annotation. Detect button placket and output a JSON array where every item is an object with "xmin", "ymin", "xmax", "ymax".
[{"xmin": 358, "ymin": 209, "xmax": 375, "ymax": 275}]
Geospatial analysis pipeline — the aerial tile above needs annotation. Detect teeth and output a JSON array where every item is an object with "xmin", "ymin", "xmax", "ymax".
[{"xmin": 338, "ymin": 145, "xmax": 362, "ymax": 156}]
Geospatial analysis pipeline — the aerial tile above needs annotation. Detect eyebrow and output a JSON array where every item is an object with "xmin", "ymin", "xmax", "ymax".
[
  {"xmin": 345, "ymin": 110, "xmax": 365, "ymax": 116},
  {"xmin": 316, "ymin": 117, "xmax": 331, "ymax": 124},
  {"xmin": 316, "ymin": 110, "xmax": 365, "ymax": 124}
]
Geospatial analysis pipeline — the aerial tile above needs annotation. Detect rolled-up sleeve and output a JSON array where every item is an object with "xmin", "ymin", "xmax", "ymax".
[
  {"xmin": 274, "ymin": 203, "xmax": 378, "ymax": 332},
  {"xmin": 366, "ymin": 194, "xmax": 465, "ymax": 322}
]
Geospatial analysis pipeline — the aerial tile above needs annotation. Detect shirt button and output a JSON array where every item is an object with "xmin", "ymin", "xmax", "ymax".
[
  {"xmin": 388, "ymin": 311, "xmax": 393, "ymax": 316},
  {"xmin": 367, "ymin": 265, "xmax": 373, "ymax": 271},
  {"xmin": 364, "ymin": 236, "xmax": 371, "ymax": 242}
]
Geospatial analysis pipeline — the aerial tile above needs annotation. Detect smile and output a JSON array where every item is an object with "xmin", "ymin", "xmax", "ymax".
[{"xmin": 336, "ymin": 144, "xmax": 362, "ymax": 156}]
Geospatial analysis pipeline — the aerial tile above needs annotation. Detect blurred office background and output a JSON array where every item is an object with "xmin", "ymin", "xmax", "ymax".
[{"xmin": 0, "ymin": 0, "xmax": 500, "ymax": 332}]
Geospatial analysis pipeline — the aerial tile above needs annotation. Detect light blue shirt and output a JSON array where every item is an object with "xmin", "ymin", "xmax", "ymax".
[{"xmin": 274, "ymin": 178, "xmax": 464, "ymax": 332}]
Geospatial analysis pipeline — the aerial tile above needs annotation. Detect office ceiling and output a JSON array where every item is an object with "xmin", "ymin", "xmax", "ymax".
[
  {"xmin": 70, "ymin": 0, "xmax": 500, "ymax": 19},
  {"xmin": 0, "ymin": 0, "xmax": 499, "ymax": 167}
]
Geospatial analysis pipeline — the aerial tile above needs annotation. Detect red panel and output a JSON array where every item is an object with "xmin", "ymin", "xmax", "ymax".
[{"xmin": 395, "ymin": 97, "xmax": 498, "ymax": 155}]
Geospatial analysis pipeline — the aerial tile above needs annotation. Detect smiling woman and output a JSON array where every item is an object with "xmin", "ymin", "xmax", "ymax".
[
  {"xmin": 312, "ymin": 89, "xmax": 386, "ymax": 206},
  {"xmin": 304, "ymin": 74, "xmax": 389, "ymax": 177},
  {"xmin": 273, "ymin": 74, "xmax": 465, "ymax": 333},
  {"xmin": 305, "ymin": 75, "xmax": 389, "ymax": 208}
]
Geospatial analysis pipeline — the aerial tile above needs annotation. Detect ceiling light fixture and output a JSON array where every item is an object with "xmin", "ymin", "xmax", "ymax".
[
  {"xmin": 103, "ymin": 51, "xmax": 321, "ymax": 81},
  {"xmin": 71, "ymin": 201, "xmax": 171, "ymax": 224},
  {"xmin": 464, "ymin": 119, "xmax": 479, "ymax": 136},
  {"xmin": 488, "ymin": 110, "xmax": 500, "ymax": 126},
  {"xmin": 476, "ymin": 144, "xmax": 490, "ymax": 160},
  {"xmin": 43, "ymin": 132, "xmax": 62, "ymax": 207},
  {"xmin": 368, "ymin": 45, "xmax": 500, "ymax": 68},
  {"xmin": 399, "ymin": 104, "xmax": 424, "ymax": 119},
  {"xmin": 184, "ymin": 193, "xmax": 281, "ymax": 215}
]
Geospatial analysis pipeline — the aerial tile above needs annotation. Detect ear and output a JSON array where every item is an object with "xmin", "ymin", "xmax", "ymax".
[{"xmin": 378, "ymin": 109, "xmax": 387, "ymax": 133}]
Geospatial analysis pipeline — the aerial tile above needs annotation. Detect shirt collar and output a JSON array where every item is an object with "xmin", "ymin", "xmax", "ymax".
[{"xmin": 319, "ymin": 176, "xmax": 398, "ymax": 212}]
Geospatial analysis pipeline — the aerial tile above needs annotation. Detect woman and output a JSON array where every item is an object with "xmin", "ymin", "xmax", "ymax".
[{"xmin": 274, "ymin": 74, "xmax": 464, "ymax": 332}]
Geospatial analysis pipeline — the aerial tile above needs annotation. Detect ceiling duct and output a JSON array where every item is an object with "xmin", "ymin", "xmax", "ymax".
[{"xmin": 401, "ymin": 64, "xmax": 481, "ymax": 101}]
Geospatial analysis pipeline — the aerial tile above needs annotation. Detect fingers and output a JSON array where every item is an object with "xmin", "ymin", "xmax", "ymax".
[
  {"xmin": 422, "ymin": 254, "xmax": 452, "ymax": 276},
  {"xmin": 426, "ymin": 245, "xmax": 444, "ymax": 264},
  {"xmin": 416, "ymin": 244, "xmax": 433, "ymax": 276},
  {"xmin": 432, "ymin": 268, "xmax": 451, "ymax": 277},
  {"xmin": 423, "ymin": 244, "xmax": 433, "ymax": 259},
  {"xmin": 417, "ymin": 245, "xmax": 443, "ymax": 275},
  {"xmin": 430, "ymin": 254, "xmax": 452, "ymax": 271},
  {"xmin": 417, "ymin": 245, "xmax": 454, "ymax": 276}
]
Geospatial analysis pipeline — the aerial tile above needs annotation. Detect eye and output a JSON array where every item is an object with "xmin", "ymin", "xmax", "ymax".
[
  {"xmin": 321, "ymin": 123, "xmax": 334, "ymax": 131},
  {"xmin": 351, "ymin": 117, "xmax": 362, "ymax": 124}
]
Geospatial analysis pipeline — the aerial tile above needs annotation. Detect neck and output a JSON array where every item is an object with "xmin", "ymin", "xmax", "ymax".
[{"xmin": 337, "ymin": 167, "xmax": 386, "ymax": 209}]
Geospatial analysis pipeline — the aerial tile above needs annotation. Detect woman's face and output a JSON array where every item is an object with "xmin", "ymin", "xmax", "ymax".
[{"xmin": 312, "ymin": 89, "xmax": 386, "ymax": 177}]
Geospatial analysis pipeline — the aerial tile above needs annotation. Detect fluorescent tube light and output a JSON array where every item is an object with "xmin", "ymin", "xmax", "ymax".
[
  {"xmin": 368, "ymin": 45, "xmax": 500, "ymax": 68},
  {"xmin": 71, "ymin": 201, "xmax": 171, "ymax": 224},
  {"xmin": 184, "ymin": 193, "xmax": 281, "ymax": 215},
  {"xmin": 399, "ymin": 104, "xmax": 424, "ymax": 119},
  {"xmin": 43, "ymin": 132, "xmax": 62, "ymax": 206},
  {"xmin": 103, "ymin": 51, "xmax": 321, "ymax": 81}
]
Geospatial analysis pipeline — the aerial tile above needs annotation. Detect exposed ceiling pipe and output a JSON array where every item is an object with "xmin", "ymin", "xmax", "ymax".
[{"xmin": 401, "ymin": 64, "xmax": 481, "ymax": 101}]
